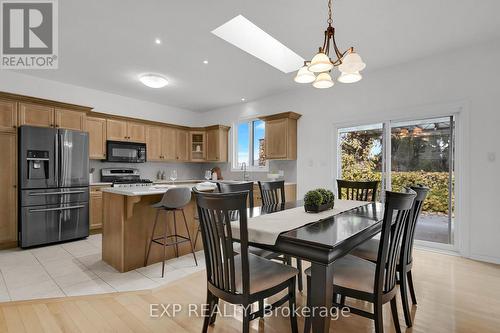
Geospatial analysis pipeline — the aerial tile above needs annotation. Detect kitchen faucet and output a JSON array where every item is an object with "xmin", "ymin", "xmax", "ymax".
[{"xmin": 241, "ymin": 162, "xmax": 250, "ymax": 181}]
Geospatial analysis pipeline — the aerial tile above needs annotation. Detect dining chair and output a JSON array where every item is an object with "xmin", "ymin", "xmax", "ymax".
[
  {"xmin": 258, "ymin": 180, "xmax": 304, "ymax": 292},
  {"xmin": 337, "ymin": 179, "xmax": 379, "ymax": 202},
  {"xmin": 258, "ymin": 180, "xmax": 286, "ymax": 206},
  {"xmin": 193, "ymin": 189, "xmax": 299, "ymax": 333},
  {"xmin": 350, "ymin": 185, "xmax": 429, "ymax": 327},
  {"xmin": 304, "ymin": 189, "xmax": 416, "ymax": 333}
]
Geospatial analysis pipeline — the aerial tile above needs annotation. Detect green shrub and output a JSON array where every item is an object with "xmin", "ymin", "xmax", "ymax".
[
  {"xmin": 304, "ymin": 190, "xmax": 323, "ymax": 207},
  {"xmin": 316, "ymin": 188, "xmax": 335, "ymax": 204}
]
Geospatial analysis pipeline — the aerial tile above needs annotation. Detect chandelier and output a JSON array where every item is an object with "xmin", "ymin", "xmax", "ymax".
[{"xmin": 294, "ymin": 0, "xmax": 366, "ymax": 88}]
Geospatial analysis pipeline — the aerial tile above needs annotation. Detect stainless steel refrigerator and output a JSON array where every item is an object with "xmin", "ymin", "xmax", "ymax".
[{"xmin": 19, "ymin": 126, "xmax": 89, "ymax": 248}]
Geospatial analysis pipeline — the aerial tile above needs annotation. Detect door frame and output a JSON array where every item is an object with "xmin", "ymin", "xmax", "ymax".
[{"xmin": 332, "ymin": 100, "xmax": 470, "ymax": 255}]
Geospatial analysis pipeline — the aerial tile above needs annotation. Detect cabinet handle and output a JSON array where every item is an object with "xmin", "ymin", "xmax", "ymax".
[
  {"xmin": 12, "ymin": 125, "xmax": 16, "ymax": 128},
  {"xmin": 55, "ymin": 124, "xmax": 59, "ymax": 128}
]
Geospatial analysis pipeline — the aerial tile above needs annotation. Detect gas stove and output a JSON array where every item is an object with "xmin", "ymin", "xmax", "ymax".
[{"xmin": 100, "ymin": 168, "xmax": 153, "ymax": 187}]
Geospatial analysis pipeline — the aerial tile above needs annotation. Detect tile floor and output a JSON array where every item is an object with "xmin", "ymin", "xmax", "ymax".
[{"xmin": 0, "ymin": 234, "xmax": 204, "ymax": 302}]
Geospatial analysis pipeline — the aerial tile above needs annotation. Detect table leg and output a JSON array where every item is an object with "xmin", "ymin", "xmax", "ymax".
[{"xmin": 310, "ymin": 262, "xmax": 334, "ymax": 333}]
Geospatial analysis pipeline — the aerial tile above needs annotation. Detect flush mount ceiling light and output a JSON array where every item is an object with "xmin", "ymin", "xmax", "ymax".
[
  {"xmin": 294, "ymin": 0, "xmax": 366, "ymax": 88},
  {"xmin": 139, "ymin": 74, "xmax": 168, "ymax": 88},
  {"xmin": 212, "ymin": 15, "xmax": 304, "ymax": 73}
]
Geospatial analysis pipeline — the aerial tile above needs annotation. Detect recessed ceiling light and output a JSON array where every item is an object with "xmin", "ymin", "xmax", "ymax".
[
  {"xmin": 212, "ymin": 15, "xmax": 304, "ymax": 73},
  {"xmin": 155, "ymin": 38, "xmax": 161, "ymax": 45},
  {"xmin": 139, "ymin": 74, "xmax": 168, "ymax": 88},
  {"xmin": 241, "ymin": 98, "xmax": 246, "ymax": 102},
  {"xmin": 203, "ymin": 60, "xmax": 209, "ymax": 64}
]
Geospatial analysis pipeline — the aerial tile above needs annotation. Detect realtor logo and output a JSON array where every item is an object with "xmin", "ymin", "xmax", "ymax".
[{"xmin": 1, "ymin": 0, "xmax": 58, "ymax": 69}]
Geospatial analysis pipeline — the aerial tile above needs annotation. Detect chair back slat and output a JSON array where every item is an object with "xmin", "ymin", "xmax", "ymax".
[
  {"xmin": 337, "ymin": 179, "xmax": 379, "ymax": 202},
  {"xmin": 194, "ymin": 189, "xmax": 249, "ymax": 295},
  {"xmin": 402, "ymin": 185, "xmax": 430, "ymax": 266},
  {"xmin": 374, "ymin": 189, "xmax": 416, "ymax": 295},
  {"xmin": 258, "ymin": 180, "xmax": 285, "ymax": 206},
  {"xmin": 217, "ymin": 181, "xmax": 255, "ymax": 208}
]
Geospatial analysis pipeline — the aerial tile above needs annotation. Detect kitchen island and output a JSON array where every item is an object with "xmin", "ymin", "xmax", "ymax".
[{"xmin": 101, "ymin": 183, "xmax": 215, "ymax": 272}]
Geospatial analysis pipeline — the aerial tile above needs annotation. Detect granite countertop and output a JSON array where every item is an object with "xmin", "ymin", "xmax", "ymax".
[{"xmin": 101, "ymin": 183, "xmax": 217, "ymax": 196}]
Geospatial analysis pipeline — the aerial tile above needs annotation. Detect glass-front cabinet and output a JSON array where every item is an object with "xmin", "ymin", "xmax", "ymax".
[{"xmin": 190, "ymin": 131, "xmax": 206, "ymax": 161}]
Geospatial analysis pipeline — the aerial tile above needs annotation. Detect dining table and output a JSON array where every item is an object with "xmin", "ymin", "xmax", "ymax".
[{"xmin": 245, "ymin": 200, "xmax": 385, "ymax": 333}]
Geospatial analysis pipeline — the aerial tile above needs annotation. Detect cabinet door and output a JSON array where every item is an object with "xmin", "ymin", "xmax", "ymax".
[
  {"xmin": 127, "ymin": 122, "xmax": 145, "ymax": 143},
  {"xmin": 85, "ymin": 117, "xmax": 107, "ymax": 159},
  {"xmin": 162, "ymin": 127, "xmax": 176, "ymax": 161},
  {"xmin": 146, "ymin": 126, "xmax": 163, "ymax": 161},
  {"xmin": 175, "ymin": 129, "xmax": 189, "ymax": 161},
  {"xmin": 265, "ymin": 118, "xmax": 288, "ymax": 159},
  {"xmin": 106, "ymin": 119, "xmax": 127, "ymax": 141},
  {"xmin": 55, "ymin": 108, "xmax": 85, "ymax": 130},
  {"xmin": 206, "ymin": 128, "xmax": 219, "ymax": 161},
  {"xmin": 19, "ymin": 103, "xmax": 54, "ymax": 128},
  {"xmin": 0, "ymin": 133, "xmax": 17, "ymax": 244},
  {"xmin": 0, "ymin": 99, "xmax": 17, "ymax": 133},
  {"xmin": 90, "ymin": 190, "xmax": 103, "ymax": 230}
]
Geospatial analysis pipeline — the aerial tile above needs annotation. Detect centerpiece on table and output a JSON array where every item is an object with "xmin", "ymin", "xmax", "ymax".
[{"xmin": 304, "ymin": 188, "xmax": 335, "ymax": 213}]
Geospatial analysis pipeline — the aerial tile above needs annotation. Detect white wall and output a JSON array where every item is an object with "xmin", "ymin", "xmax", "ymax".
[
  {"xmin": 0, "ymin": 71, "xmax": 199, "ymax": 126},
  {"xmin": 200, "ymin": 40, "xmax": 500, "ymax": 264}
]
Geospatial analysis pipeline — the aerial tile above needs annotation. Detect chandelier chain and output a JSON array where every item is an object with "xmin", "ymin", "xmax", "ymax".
[{"xmin": 327, "ymin": 0, "xmax": 333, "ymax": 25}]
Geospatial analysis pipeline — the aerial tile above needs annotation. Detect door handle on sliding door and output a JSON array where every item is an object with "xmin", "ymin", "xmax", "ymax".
[{"xmin": 29, "ymin": 205, "xmax": 85, "ymax": 213}]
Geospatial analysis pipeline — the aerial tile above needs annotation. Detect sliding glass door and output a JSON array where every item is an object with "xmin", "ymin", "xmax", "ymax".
[{"xmin": 337, "ymin": 116, "xmax": 455, "ymax": 246}]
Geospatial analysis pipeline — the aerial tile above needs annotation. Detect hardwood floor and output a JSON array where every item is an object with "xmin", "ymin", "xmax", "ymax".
[{"xmin": 0, "ymin": 249, "xmax": 499, "ymax": 332}]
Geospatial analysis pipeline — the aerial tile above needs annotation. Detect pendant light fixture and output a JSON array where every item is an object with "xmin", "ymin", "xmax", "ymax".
[{"xmin": 294, "ymin": 0, "xmax": 366, "ymax": 88}]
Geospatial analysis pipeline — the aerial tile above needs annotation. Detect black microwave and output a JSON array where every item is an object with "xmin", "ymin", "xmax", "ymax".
[{"xmin": 106, "ymin": 141, "xmax": 146, "ymax": 163}]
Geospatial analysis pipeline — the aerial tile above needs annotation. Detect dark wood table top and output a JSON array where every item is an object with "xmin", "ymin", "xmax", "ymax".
[{"xmin": 248, "ymin": 200, "xmax": 384, "ymax": 264}]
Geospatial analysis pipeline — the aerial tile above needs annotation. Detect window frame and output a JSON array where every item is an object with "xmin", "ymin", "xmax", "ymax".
[{"xmin": 231, "ymin": 118, "xmax": 269, "ymax": 172}]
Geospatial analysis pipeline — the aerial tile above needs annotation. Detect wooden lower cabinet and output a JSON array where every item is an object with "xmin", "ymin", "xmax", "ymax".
[
  {"xmin": 90, "ymin": 186, "xmax": 109, "ymax": 230},
  {"xmin": 0, "ymin": 132, "xmax": 17, "ymax": 247}
]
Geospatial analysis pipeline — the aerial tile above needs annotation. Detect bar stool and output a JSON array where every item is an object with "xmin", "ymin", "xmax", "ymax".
[{"xmin": 144, "ymin": 187, "xmax": 198, "ymax": 277}]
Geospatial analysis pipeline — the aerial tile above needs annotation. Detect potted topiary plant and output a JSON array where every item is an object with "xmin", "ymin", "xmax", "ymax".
[{"xmin": 304, "ymin": 188, "xmax": 335, "ymax": 213}]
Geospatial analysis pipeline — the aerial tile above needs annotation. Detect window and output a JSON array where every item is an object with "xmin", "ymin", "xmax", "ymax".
[{"xmin": 233, "ymin": 119, "xmax": 268, "ymax": 171}]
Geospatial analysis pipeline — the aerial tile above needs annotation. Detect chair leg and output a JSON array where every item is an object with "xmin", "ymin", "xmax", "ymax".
[
  {"xmin": 340, "ymin": 295, "xmax": 346, "ymax": 306},
  {"xmin": 296, "ymin": 259, "xmax": 303, "ymax": 292},
  {"xmin": 202, "ymin": 290, "xmax": 218, "ymax": 333},
  {"xmin": 173, "ymin": 211, "xmax": 179, "ymax": 257},
  {"xmin": 303, "ymin": 276, "xmax": 312, "ymax": 333},
  {"xmin": 242, "ymin": 305, "xmax": 250, "ymax": 333},
  {"xmin": 162, "ymin": 211, "xmax": 169, "ymax": 278},
  {"xmin": 373, "ymin": 301, "xmax": 384, "ymax": 333},
  {"xmin": 390, "ymin": 297, "xmax": 402, "ymax": 333},
  {"xmin": 144, "ymin": 209, "xmax": 160, "ymax": 267},
  {"xmin": 288, "ymin": 277, "xmax": 298, "ymax": 333},
  {"xmin": 407, "ymin": 270, "xmax": 417, "ymax": 305},
  {"xmin": 181, "ymin": 209, "xmax": 198, "ymax": 266},
  {"xmin": 400, "ymin": 268, "xmax": 413, "ymax": 327},
  {"xmin": 193, "ymin": 224, "xmax": 201, "ymax": 248}
]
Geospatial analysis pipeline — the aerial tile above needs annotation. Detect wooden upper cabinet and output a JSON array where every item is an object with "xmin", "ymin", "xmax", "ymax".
[
  {"xmin": 0, "ymin": 132, "xmax": 17, "ymax": 244},
  {"xmin": 175, "ymin": 129, "xmax": 189, "ymax": 161},
  {"xmin": 162, "ymin": 127, "xmax": 176, "ymax": 161},
  {"xmin": 260, "ymin": 112, "xmax": 301, "ymax": 160},
  {"xmin": 55, "ymin": 108, "xmax": 85, "ymax": 130},
  {"xmin": 19, "ymin": 102, "xmax": 54, "ymax": 128},
  {"xmin": 106, "ymin": 119, "xmax": 145, "ymax": 142},
  {"xmin": 189, "ymin": 131, "xmax": 206, "ymax": 162},
  {"xmin": 127, "ymin": 121, "xmax": 145, "ymax": 143},
  {"xmin": 106, "ymin": 119, "xmax": 127, "ymax": 141},
  {"xmin": 145, "ymin": 126, "xmax": 163, "ymax": 161},
  {"xmin": 85, "ymin": 116, "xmax": 107, "ymax": 160},
  {"xmin": 0, "ymin": 99, "xmax": 17, "ymax": 133},
  {"xmin": 206, "ymin": 126, "xmax": 229, "ymax": 162}
]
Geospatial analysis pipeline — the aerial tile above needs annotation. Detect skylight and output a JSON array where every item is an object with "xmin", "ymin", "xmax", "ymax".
[{"xmin": 211, "ymin": 15, "xmax": 304, "ymax": 73}]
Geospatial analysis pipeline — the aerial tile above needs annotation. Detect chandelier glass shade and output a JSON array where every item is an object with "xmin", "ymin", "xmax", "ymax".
[{"xmin": 294, "ymin": 0, "xmax": 365, "ymax": 89}]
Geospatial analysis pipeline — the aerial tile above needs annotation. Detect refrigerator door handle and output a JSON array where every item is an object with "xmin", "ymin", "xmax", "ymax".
[
  {"xmin": 29, "ymin": 205, "xmax": 85, "ymax": 213},
  {"xmin": 29, "ymin": 191, "xmax": 85, "ymax": 196},
  {"xmin": 55, "ymin": 131, "xmax": 60, "ymax": 187}
]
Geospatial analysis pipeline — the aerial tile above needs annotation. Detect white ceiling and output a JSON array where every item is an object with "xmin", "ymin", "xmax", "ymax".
[{"xmin": 18, "ymin": 0, "xmax": 500, "ymax": 112}]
